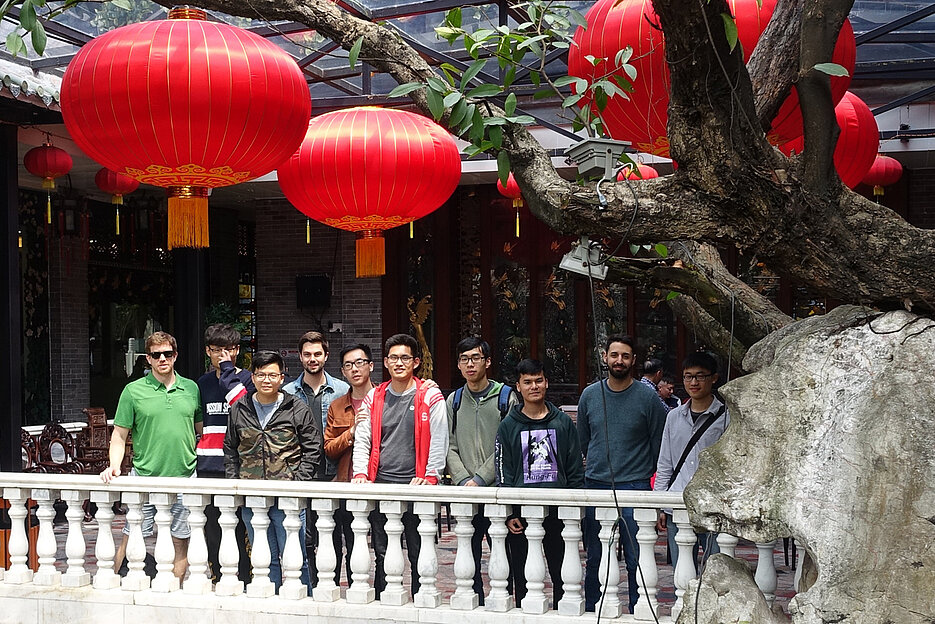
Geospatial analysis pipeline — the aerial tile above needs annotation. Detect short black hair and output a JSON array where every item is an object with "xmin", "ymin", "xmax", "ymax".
[
  {"xmin": 661, "ymin": 374, "xmax": 676, "ymax": 386},
  {"xmin": 456, "ymin": 337, "xmax": 490, "ymax": 359},
  {"xmin": 516, "ymin": 358, "xmax": 545, "ymax": 378},
  {"xmin": 384, "ymin": 333, "xmax": 420, "ymax": 359},
  {"xmin": 682, "ymin": 351, "xmax": 718, "ymax": 375},
  {"xmin": 204, "ymin": 323, "xmax": 240, "ymax": 348},
  {"xmin": 339, "ymin": 343, "xmax": 373, "ymax": 363},
  {"xmin": 643, "ymin": 358, "xmax": 664, "ymax": 375},
  {"xmin": 604, "ymin": 334, "xmax": 635, "ymax": 353},
  {"xmin": 252, "ymin": 350, "xmax": 284, "ymax": 373}
]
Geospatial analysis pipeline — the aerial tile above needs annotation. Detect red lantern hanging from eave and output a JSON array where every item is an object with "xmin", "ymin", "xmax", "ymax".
[
  {"xmin": 617, "ymin": 163, "xmax": 660, "ymax": 181},
  {"xmin": 95, "ymin": 168, "xmax": 140, "ymax": 236},
  {"xmin": 497, "ymin": 172, "xmax": 523, "ymax": 238},
  {"xmin": 567, "ymin": 0, "xmax": 855, "ymax": 156},
  {"xmin": 779, "ymin": 91, "xmax": 878, "ymax": 189},
  {"xmin": 24, "ymin": 142, "xmax": 73, "ymax": 224},
  {"xmin": 60, "ymin": 6, "xmax": 311, "ymax": 249},
  {"xmin": 278, "ymin": 107, "xmax": 461, "ymax": 278},
  {"xmin": 861, "ymin": 154, "xmax": 903, "ymax": 197}
]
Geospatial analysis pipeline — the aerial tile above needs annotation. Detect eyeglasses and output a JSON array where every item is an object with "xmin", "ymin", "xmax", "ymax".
[
  {"xmin": 207, "ymin": 346, "xmax": 236, "ymax": 354},
  {"xmin": 148, "ymin": 350, "xmax": 175, "ymax": 360},
  {"xmin": 683, "ymin": 373, "xmax": 714, "ymax": 382},
  {"xmin": 458, "ymin": 355, "xmax": 486, "ymax": 365},
  {"xmin": 386, "ymin": 354, "xmax": 414, "ymax": 364},
  {"xmin": 253, "ymin": 372, "xmax": 283, "ymax": 381},
  {"xmin": 342, "ymin": 358, "xmax": 372, "ymax": 370}
]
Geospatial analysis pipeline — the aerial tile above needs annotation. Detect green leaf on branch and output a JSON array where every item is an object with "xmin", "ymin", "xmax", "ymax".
[
  {"xmin": 466, "ymin": 83, "xmax": 502, "ymax": 98},
  {"xmin": 497, "ymin": 151, "xmax": 511, "ymax": 186},
  {"xmin": 562, "ymin": 94, "xmax": 583, "ymax": 108},
  {"xmin": 720, "ymin": 13, "xmax": 738, "ymax": 52},
  {"xmin": 665, "ymin": 291, "xmax": 680, "ymax": 301},
  {"xmin": 503, "ymin": 65, "xmax": 516, "ymax": 89},
  {"xmin": 443, "ymin": 91, "xmax": 462, "ymax": 108},
  {"xmin": 629, "ymin": 244, "xmax": 640, "ymax": 255},
  {"xmin": 6, "ymin": 31, "xmax": 25, "ymax": 56},
  {"xmin": 448, "ymin": 98, "xmax": 468, "ymax": 128},
  {"xmin": 504, "ymin": 92, "xmax": 517, "ymax": 116},
  {"xmin": 388, "ymin": 82, "xmax": 424, "ymax": 98},
  {"xmin": 426, "ymin": 87, "xmax": 445, "ymax": 121},
  {"xmin": 111, "ymin": 0, "xmax": 132, "ymax": 8},
  {"xmin": 448, "ymin": 7, "xmax": 462, "ymax": 28},
  {"xmin": 530, "ymin": 70, "xmax": 540, "ymax": 87},
  {"xmin": 482, "ymin": 116, "xmax": 509, "ymax": 126},
  {"xmin": 654, "ymin": 243, "xmax": 668, "ymax": 258},
  {"xmin": 534, "ymin": 87, "xmax": 555, "ymax": 100},
  {"xmin": 461, "ymin": 58, "xmax": 486, "ymax": 91},
  {"xmin": 19, "ymin": 0, "xmax": 36, "ymax": 30},
  {"xmin": 30, "ymin": 19, "xmax": 45, "ymax": 55},
  {"xmin": 427, "ymin": 76, "xmax": 447, "ymax": 93},
  {"xmin": 813, "ymin": 62, "xmax": 850, "ymax": 77},
  {"xmin": 469, "ymin": 108, "xmax": 485, "ymax": 142},
  {"xmin": 614, "ymin": 46, "xmax": 633, "ymax": 66},
  {"xmin": 504, "ymin": 115, "xmax": 535, "ymax": 124},
  {"xmin": 349, "ymin": 36, "xmax": 363, "ymax": 68},
  {"xmin": 489, "ymin": 125, "xmax": 503, "ymax": 149}
]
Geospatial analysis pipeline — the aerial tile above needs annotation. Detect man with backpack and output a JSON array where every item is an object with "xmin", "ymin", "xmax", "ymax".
[{"xmin": 446, "ymin": 337, "xmax": 517, "ymax": 605}]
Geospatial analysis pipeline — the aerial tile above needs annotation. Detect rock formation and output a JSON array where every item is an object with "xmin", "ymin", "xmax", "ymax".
[
  {"xmin": 684, "ymin": 306, "xmax": 935, "ymax": 623},
  {"xmin": 677, "ymin": 554, "xmax": 790, "ymax": 624}
]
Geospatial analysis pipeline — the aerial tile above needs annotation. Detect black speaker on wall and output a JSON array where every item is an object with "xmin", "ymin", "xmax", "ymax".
[{"xmin": 296, "ymin": 274, "xmax": 332, "ymax": 309}]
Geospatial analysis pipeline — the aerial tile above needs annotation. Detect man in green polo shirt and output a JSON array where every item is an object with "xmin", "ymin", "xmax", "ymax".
[{"xmin": 101, "ymin": 330, "xmax": 204, "ymax": 580}]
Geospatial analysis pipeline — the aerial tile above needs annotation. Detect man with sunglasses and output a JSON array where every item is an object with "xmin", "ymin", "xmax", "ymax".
[{"xmin": 101, "ymin": 331, "xmax": 203, "ymax": 582}]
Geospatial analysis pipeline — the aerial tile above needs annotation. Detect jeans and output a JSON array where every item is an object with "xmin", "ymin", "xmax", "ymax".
[
  {"xmin": 583, "ymin": 478, "xmax": 650, "ymax": 612},
  {"xmin": 242, "ymin": 504, "xmax": 311, "ymax": 593},
  {"xmin": 665, "ymin": 512, "xmax": 718, "ymax": 573},
  {"xmin": 505, "ymin": 507, "xmax": 565, "ymax": 609}
]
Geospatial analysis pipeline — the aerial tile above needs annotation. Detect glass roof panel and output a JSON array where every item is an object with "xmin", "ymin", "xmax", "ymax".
[{"xmin": 851, "ymin": 1, "xmax": 935, "ymax": 64}]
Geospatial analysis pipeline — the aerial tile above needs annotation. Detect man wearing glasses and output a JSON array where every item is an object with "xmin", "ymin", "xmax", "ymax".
[
  {"xmin": 100, "ymin": 331, "xmax": 203, "ymax": 582},
  {"xmin": 322, "ymin": 343, "xmax": 376, "ymax": 587},
  {"xmin": 654, "ymin": 351, "xmax": 729, "ymax": 572},
  {"xmin": 224, "ymin": 350, "xmax": 322, "ymax": 595},
  {"xmin": 351, "ymin": 333, "xmax": 448, "ymax": 599},
  {"xmin": 446, "ymin": 336, "xmax": 517, "ymax": 605}
]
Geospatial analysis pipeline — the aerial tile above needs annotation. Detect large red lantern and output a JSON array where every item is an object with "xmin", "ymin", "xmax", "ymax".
[
  {"xmin": 278, "ymin": 107, "xmax": 461, "ymax": 278},
  {"xmin": 861, "ymin": 154, "xmax": 903, "ymax": 197},
  {"xmin": 23, "ymin": 142, "xmax": 73, "ymax": 224},
  {"xmin": 617, "ymin": 163, "xmax": 659, "ymax": 180},
  {"xmin": 95, "ymin": 168, "xmax": 140, "ymax": 235},
  {"xmin": 60, "ymin": 7, "xmax": 311, "ymax": 249},
  {"xmin": 497, "ymin": 172, "xmax": 523, "ymax": 237},
  {"xmin": 780, "ymin": 91, "xmax": 878, "ymax": 189},
  {"xmin": 568, "ymin": 0, "xmax": 855, "ymax": 156}
]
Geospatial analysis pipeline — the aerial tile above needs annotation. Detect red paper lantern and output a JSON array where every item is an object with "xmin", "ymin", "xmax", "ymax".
[
  {"xmin": 568, "ymin": 0, "xmax": 855, "ymax": 155},
  {"xmin": 23, "ymin": 142, "xmax": 73, "ymax": 224},
  {"xmin": 497, "ymin": 173, "xmax": 523, "ymax": 237},
  {"xmin": 278, "ymin": 107, "xmax": 461, "ymax": 278},
  {"xmin": 60, "ymin": 7, "xmax": 311, "ymax": 249},
  {"xmin": 96, "ymin": 167, "xmax": 140, "ymax": 236},
  {"xmin": 779, "ymin": 91, "xmax": 878, "ymax": 189},
  {"xmin": 861, "ymin": 154, "xmax": 903, "ymax": 197},
  {"xmin": 617, "ymin": 163, "xmax": 659, "ymax": 181}
]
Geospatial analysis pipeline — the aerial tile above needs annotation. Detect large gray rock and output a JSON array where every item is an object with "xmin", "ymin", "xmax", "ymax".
[
  {"xmin": 676, "ymin": 554, "xmax": 789, "ymax": 624},
  {"xmin": 685, "ymin": 306, "xmax": 935, "ymax": 624}
]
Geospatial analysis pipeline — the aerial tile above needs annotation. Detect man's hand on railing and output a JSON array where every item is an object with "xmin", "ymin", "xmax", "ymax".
[
  {"xmin": 100, "ymin": 465, "xmax": 121, "ymax": 483},
  {"xmin": 351, "ymin": 475, "xmax": 372, "ymax": 484},
  {"xmin": 506, "ymin": 518, "xmax": 525, "ymax": 535},
  {"xmin": 655, "ymin": 511, "xmax": 667, "ymax": 532},
  {"xmin": 409, "ymin": 477, "xmax": 434, "ymax": 485}
]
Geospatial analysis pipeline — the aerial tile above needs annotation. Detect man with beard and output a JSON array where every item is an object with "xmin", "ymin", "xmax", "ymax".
[{"xmin": 577, "ymin": 335, "xmax": 667, "ymax": 613}]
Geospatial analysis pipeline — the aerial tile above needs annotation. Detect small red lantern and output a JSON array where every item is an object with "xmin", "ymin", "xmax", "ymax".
[
  {"xmin": 497, "ymin": 173, "xmax": 523, "ymax": 237},
  {"xmin": 861, "ymin": 154, "xmax": 903, "ymax": 198},
  {"xmin": 95, "ymin": 168, "xmax": 140, "ymax": 235},
  {"xmin": 617, "ymin": 163, "xmax": 659, "ymax": 181},
  {"xmin": 60, "ymin": 7, "xmax": 311, "ymax": 249},
  {"xmin": 278, "ymin": 107, "xmax": 461, "ymax": 278},
  {"xmin": 780, "ymin": 91, "xmax": 878, "ymax": 189},
  {"xmin": 24, "ymin": 142, "xmax": 73, "ymax": 224}
]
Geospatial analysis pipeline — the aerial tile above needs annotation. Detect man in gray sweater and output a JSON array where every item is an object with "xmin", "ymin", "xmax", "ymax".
[{"xmin": 577, "ymin": 335, "xmax": 667, "ymax": 613}]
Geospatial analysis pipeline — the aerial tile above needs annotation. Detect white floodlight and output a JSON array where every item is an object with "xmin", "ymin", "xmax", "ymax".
[{"xmin": 559, "ymin": 236, "xmax": 608, "ymax": 280}]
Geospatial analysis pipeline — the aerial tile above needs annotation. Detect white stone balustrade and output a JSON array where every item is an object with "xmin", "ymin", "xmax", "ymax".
[{"xmin": 0, "ymin": 473, "xmax": 789, "ymax": 624}]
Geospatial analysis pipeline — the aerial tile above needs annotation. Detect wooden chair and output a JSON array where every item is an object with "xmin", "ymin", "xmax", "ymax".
[
  {"xmin": 33, "ymin": 423, "xmax": 79, "ymax": 474},
  {"xmin": 20, "ymin": 430, "xmax": 37, "ymax": 472}
]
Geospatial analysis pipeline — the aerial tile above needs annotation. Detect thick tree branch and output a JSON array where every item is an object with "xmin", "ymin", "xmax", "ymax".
[
  {"xmin": 666, "ymin": 295, "xmax": 748, "ymax": 372},
  {"xmin": 748, "ymin": 0, "xmax": 802, "ymax": 131}
]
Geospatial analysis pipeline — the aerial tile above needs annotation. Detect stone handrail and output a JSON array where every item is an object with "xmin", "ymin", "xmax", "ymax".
[{"xmin": 0, "ymin": 472, "xmax": 783, "ymax": 623}]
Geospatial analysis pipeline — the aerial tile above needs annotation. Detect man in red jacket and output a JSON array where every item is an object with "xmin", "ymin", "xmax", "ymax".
[{"xmin": 351, "ymin": 333, "xmax": 448, "ymax": 598}]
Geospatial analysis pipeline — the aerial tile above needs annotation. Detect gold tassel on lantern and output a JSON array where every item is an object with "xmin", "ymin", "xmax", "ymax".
[
  {"xmin": 113, "ymin": 192, "xmax": 123, "ymax": 235},
  {"xmin": 167, "ymin": 186, "xmax": 210, "ymax": 249},
  {"xmin": 306, "ymin": 219, "xmax": 311, "ymax": 244},
  {"xmin": 356, "ymin": 230, "xmax": 385, "ymax": 278},
  {"xmin": 514, "ymin": 197, "xmax": 522, "ymax": 238},
  {"xmin": 873, "ymin": 185, "xmax": 884, "ymax": 197}
]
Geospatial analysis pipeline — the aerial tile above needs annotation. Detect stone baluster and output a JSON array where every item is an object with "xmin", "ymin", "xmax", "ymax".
[
  {"xmin": 345, "ymin": 499, "xmax": 375, "ymax": 604},
  {"xmin": 2, "ymin": 488, "xmax": 33, "ymax": 583},
  {"xmin": 558, "ymin": 506, "xmax": 584, "ymax": 616},
  {"xmin": 150, "ymin": 492, "xmax": 180, "ymax": 592},
  {"xmin": 91, "ymin": 490, "xmax": 121, "ymax": 589},
  {"xmin": 215, "ymin": 494, "xmax": 244, "ymax": 596},
  {"xmin": 633, "ymin": 508, "xmax": 660, "ymax": 621},
  {"xmin": 413, "ymin": 501, "xmax": 441, "ymax": 608},
  {"xmin": 671, "ymin": 509, "xmax": 697, "ymax": 621},
  {"xmin": 380, "ymin": 500, "xmax": 409, "ymax": 606},
  {"xmin": 279, "ymin": 496, "xmax": 307, "ymax": 600},
  {"xmin": 60, "ymin": 490, "xmax": 91, "ymax": 587},
  {"xmin": 595, "ymin": 507, "xmax": 623, "ymax": 618},
  {"xmin": 245, "ymin": 496, "xmax": 275, "ymax": 598},
  {"xmin": 449, "ymin": 502, "xmax": 478, "ymax": 610},
  {"xmin": 181, "ymin": 493, "xmax": 211, "ymax": 594},
  {"xmin": 312, "ymin": 498, "xmax": 340, "ymax": 601},
  {"xmin": 755, "ymin": 540, "xmax": 778, "ymax": 605},
  {"xmin": 717, "ymin": 533, "xmax": 739, "ymax": 558},
  {"xmin": 521, "ymin": 505, "xmax": 549, "ymax": 614},
  {"xmin": 121, "ymin": 491, "xmax": 150, "ymax": 591},
  {"xmin": 31, "ymin": 488, "xmax": 60, "ymax": 586},
  {"xmin": 485, "ymin": 504, "xmax": 514, "ymax": 612}
]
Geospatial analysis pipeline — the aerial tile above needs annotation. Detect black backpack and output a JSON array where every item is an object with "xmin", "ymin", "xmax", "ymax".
[{"xmin": 451, "ymin": 382, "xmax": 514, "ymax": 429}]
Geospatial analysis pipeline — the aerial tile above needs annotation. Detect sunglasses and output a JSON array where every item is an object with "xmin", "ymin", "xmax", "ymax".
[{"xmin": 148, "ymin": 350, "xmax": 176, "ymax": 360}]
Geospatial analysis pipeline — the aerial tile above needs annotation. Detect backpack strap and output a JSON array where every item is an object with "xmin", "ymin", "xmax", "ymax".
[
  {"xmin": 665, "ymin": 405, "xmax": 726, "ymax": 490},
  {"xmin": 496, "ymin": 382, "xmax": 513, "ymax": 420},
  {"xmin": 451, "ymin": 386, "xmax": 464, "ymax": 430}
]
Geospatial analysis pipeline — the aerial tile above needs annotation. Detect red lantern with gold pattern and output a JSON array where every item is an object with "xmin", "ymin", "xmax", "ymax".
[
  {"xmin": 95, "ymin": 167, "xmax": 140, "ymax": 236},
  {"xmin": 497, "ymin": 172, "xmax": 523, "ymax": 238},
  {"xmin": 24, "ymin": 141, "xmax": 73, "ymax": 224},
  {"xmin": 60, "ymin": 7, "xmax": 311, "ymax": 249},
  {"xmin": 278, "ymin": 107, "xmax": 461, "ymax": 278},
  {"xmin": 861, "ymin": 154, "xmax": 903, "ymax": 197}
]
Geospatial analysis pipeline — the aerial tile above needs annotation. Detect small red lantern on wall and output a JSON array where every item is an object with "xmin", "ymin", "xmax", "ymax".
[
  {"xmin": 497, "ymin": 173, "xmax": 523, "ymax": 238},
  {"xmin": 23, "ymin": 142, "xmax": 73, "ymax": 224},
  {"xmin": 60, "ymin": 7, "xmax": 311, "ymax": 249},
  {"xmin": 95, "ymin": 168, "xmax": 140, "ymax": 235},
  {"xmin": 617, "ymin": 163, "xmax": 659, "ymax": 181},
  {"xmin": 278, "ymin": 107, "xmax": 461, "ymax": 278},
  {"xmin": 861, "ymin": 154, "xmax": 903, "ymax": 198}
]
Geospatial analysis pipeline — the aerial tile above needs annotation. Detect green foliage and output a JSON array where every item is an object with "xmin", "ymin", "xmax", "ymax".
[
  {"xmin": 2, "ymin": 0, "xmax": 134, "ymax": 56},
  {"xmin": 813, "ymin": 62, "xmax": 849, "ymax": 77},
  {"xmin": 720, "ymin": 13, "xmax": 738, "ymax": 52}
]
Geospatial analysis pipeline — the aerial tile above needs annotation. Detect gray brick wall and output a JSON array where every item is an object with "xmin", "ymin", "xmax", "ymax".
[{"xmin": 48, "ymin": 234, "xmax": 90, "ymax": 422}]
